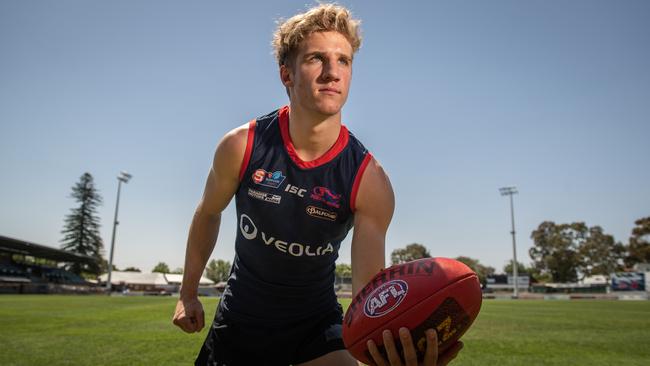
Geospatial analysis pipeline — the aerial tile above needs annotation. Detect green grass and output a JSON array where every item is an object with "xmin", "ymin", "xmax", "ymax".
[{"xmin": 1, "ymin": 296, "xmax": 649, "ymax": 365}]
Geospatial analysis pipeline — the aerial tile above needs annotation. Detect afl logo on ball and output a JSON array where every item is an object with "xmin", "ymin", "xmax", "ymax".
[{"xmin": 363, "ymin": 280, "xmax": 408, "ymax": 318}]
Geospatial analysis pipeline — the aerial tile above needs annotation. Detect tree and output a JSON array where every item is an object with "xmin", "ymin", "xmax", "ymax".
[
  {"xmin": 335, "ymin": 263, "xmax": 352, "ymax": 283},
  {"xmin": 123, "ymin": 267, "xmax": 141, "ymax": 272},
  {"xmin": 529, "ymin": 221, "xmax": 583, "ymax": 283},
  {"xmin": 530, "ymin": 221, "xmax": 623, "ymax": 282},
  {"xmin": 170, "ymin": 267, "xmax": 184, "ymax": 274},
  {"xmin": 60, "ymin": 172, "xmax": 104, "ymax": 276},
  {"xmin": 625, "ymin": 217, "xmax": 650, "ymax": 267},
  {"xmin": 152, "ymin": 262, "xmax": 170, "ymax": 273},
  {"xmin": 99, "ymin": 258, "xmax": 117, "ymax": 273},
  {"xmin": 503, "ymin": 261, "xmax": 530, "ymax": 275},
  {"xmin": 455, "ymin": 256, "xmax": 494, "ymax": 286},
  {"xmin": 577, "ymin": 226, "xmax": 624, "ymax": 278},
  {"xmin": 391, "ymin": 243, "xmax": 431, "ymax": 265},
  {"xmin": 205, "ymin": 259, "xmax": 231, "ymax": 283}
]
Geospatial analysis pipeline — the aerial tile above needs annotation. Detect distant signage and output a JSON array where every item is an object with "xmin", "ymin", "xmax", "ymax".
[
  {"xmin": 508, "ymin": 276, "xmax": 530, "ymax": 287},
  {"xmin": 487, "ymin": 275, "xmax": 507, "ymax": 284},
  {"xmin": 486, "ymin": 275, "xmax": 530, "ymax": 287},
  {"xmin": 611, "ymin": 272, "xmax": 645, "ymax": 291}
]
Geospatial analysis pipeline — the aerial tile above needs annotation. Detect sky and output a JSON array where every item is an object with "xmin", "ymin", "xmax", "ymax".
[{"xmin": 1, "ymin": 0, "xmax": 649, "ymax": 274}]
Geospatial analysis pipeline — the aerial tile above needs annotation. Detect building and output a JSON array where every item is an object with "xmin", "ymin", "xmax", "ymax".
[
  {"xmin": 98, "ymin": 271, "xmax": 218, "ymax": 296},
  {"xmin": 485, "ymin": 274, "xmax": 531, "ymax": 292},
  {"xmin": 0, "ymin": 235, "xmax": 99, "ymax": 294},
  {"xmin": 164, "ymin": 273, "xmax": 218, "ymax": 296}
]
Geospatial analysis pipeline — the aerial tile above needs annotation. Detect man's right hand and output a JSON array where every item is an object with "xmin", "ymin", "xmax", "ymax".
[
  {"xmin": 366, "ymin": 328, "xmax": 463, "ymax": 366},
  {"xmin": 172, "ymin": 296, "xmax": 205, "ymax": 333}
]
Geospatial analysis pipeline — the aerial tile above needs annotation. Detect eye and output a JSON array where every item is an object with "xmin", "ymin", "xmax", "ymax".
[
  {"xmin": 309, "ymin": 54, "xmax": 324, "ymax": 63},
  {"xmin": 338, "ymin": 57, "xmax": 351, "ymax": 66}
]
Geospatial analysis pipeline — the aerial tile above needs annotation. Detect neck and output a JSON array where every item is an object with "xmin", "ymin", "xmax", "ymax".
[{"xmin": 287, "ymin": 103, "xmax": 342, "ymax": 162}]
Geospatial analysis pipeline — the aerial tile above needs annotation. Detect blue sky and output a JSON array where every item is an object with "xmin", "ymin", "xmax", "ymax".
[{"xmin": 1, "ymin": 0, "xmax": 648, "ymax": 273}]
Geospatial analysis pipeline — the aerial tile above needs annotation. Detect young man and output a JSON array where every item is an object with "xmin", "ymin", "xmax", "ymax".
[{"xmin": 173, "ymin": 4, "xmax": 460, "ymax": 366}]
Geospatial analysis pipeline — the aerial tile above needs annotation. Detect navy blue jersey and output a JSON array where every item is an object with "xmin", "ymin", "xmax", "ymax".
[{"xmin": 219, "ymin": 105, "xmax": 372, "ymax": 325}]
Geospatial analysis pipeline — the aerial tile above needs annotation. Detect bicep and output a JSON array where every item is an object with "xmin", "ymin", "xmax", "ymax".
[{"xmin": 351, "ymin": 157, "xmax": 395, "ymax": 295}]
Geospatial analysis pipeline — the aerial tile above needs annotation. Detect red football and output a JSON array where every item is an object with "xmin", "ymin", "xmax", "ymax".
[{"xmin": 342, "ymin": 257, "xmax": 482, "ymax": 364}]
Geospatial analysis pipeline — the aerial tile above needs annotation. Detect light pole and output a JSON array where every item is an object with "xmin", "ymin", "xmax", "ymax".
[
  {"xmin": 499, "ymin": 186, "xmax": 519, "ymax": 298},
  {"xmin": 107, "ymin": 171, "xmax": 132, "ymax": 293}
]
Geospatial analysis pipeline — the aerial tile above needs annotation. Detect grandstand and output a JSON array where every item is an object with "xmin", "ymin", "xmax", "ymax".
[
  {"xmin": 0, "ymin": 235, "xmax": 98, "ymax": 294},
  {"xmin": 98, "ymin": 272, "xmax": 218, "ymax": 296}
]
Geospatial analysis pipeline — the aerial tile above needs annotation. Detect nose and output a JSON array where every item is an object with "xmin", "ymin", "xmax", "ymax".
[{"xmin": 320, "ymin": 58, "xmax": 341, "ymax": 82}]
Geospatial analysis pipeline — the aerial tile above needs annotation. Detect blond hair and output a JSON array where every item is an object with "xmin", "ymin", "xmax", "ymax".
[{"xmin": 272, "ymin": 3, "xmax": 362, "ymax": 66}]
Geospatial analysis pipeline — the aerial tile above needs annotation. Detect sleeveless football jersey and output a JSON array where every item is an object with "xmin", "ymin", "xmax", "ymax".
[{"xmin": 219, "ymin": 105, "xmax": 372, "ymax": 325}]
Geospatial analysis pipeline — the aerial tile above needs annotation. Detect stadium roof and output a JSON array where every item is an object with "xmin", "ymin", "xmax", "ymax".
[
  {"xmin": 164, "ymin": 273, "xmax": 214, "ymax": 286},
  {"xmin": 0, "ymin": 235, "xmax": 98, "ymax": 264},
  {"xmin": 97, "ymin": 272, "xmax": 215, "ymax": 286},
  {"xmin": 99, "ymin": 271, "xmax": 168, "ymax": 285}
]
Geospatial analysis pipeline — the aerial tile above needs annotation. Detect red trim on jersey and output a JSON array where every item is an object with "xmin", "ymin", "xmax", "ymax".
[
  {"xmin": 238, "ymin": 119, "xmax": 256, "ymax": 182},
  {"xmin": 278, "ymin": 105, "xmax": 350, "ymax": 169},
  {"xmin": 350, "ymin": 153, "xmax": 373, "ymax": 212}
]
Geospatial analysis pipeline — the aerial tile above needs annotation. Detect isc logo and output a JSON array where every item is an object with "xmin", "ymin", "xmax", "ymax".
[
  {"xmin": 363, "ymin": 280, "xmax": 408, "ymax": 318},
  {"xmin": 285, "ymin": 184, "xmax": 306, "ymax": 197}
]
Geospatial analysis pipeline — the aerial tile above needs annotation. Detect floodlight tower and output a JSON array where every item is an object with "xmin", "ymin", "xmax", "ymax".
[
  {"xmin": 499, "ymin": 186, "xmax": 519, "ymax": 298},
  {"xmin": 107, "ymin": 171, "xmax": 132, "ymax": 293}
]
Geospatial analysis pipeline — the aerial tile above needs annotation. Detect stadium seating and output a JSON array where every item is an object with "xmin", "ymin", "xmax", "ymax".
[{"xmin": 0, "ymin": 263, "xmax": 28, "ymax": 278}]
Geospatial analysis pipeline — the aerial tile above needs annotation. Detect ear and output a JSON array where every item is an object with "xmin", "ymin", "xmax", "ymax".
[{"xmin": 280, "ymin": 64, "xmax": 294, "ymax": 88}]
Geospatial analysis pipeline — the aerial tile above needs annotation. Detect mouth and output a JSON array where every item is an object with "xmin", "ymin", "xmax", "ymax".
[{"xmin": 318, "ymin": 87, "xmax": 341, "ymax": 95}]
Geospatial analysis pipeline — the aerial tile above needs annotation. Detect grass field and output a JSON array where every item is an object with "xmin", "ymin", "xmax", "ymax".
[{"xmin": 1, "ymin": 295, "xmax": 649, "ymax": 365}]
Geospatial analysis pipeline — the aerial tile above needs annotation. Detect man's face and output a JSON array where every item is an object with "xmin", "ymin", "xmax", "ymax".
[{"xmin": 281, "ymin": 31, "xmax": 353, "ymax": 117}]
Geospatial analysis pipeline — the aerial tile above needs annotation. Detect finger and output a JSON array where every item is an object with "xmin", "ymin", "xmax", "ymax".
[
  {"xmin": 398, "ymin": 328, "xmax": 418, "ymax": 366},
  {"xmin": 383, "ymin": 330, "xmax": 403, "ymax": 366},
  {"xmin": 196, "ymin": 309, "xmax": 205, "ymax": 332},
  {"xmin": 187, "ymin": 305, "xmax": 202, "ymax": 333},
  {"xmin": 174, "ymin": 317, "xmax": 193, "ymax": 333},
  {"xmin": 438, "ymin": 342, "xmax": 464, "ymax": 366},
  {"xmin": 184, "ymin": 317, "xmax": 198, "ymax": 333},
  {"xmin": 188, "ymin": 315, "xmax": 199, "ymax": 333},
  {"xmin": 172, "ymin": 304, "xmax": 192, "ymax": 332},
  {"xmin": 423, "ymin": 329, "xmax": 438, "ymax": 366},
  {"xmin": 172, "ymin": 316, "xmax": 188, "ymax": 332},
  {"xmin": 172, "ymin": 308, "xmax": 182, "ymax": 326},
  {"xmin": 367, "ymin": 339, "xmax": 389, "ymax": 366}
]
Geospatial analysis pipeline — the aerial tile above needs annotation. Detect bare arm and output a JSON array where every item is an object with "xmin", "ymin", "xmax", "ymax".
[
  {"xmin": 173, "ymin": 123, "xmax": 248, "ymax": 333},
  {"xmin": 352, "ymin": 160, "xmax": 462, "ymax": 365},
  {"xmin": 350, "ymin": 156, "xmax": 395, "ymax": 296}
]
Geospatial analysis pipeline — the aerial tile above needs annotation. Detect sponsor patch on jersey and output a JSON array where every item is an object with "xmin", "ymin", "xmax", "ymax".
[
  {"xmin": 285, "ymin": 184, "xmax": 307, "ymax": 197},
  {"xmin": 310, "ymin": 186, "xmax": 341, "ymax": 208},
  {"xmin": 247, "ymin": 188, "xmax": 281, "ymax": 204},
  {"xmin": 363, "ymin": 280, "xmax": 408, "ymax": 318},
  {"xmin": 252, "ymin": 169, "xmax": 286, "ymax": 189},
  {"xmin": 306, "ymin": 205, "xmax": 337, "ymax": 221},
  {"xmin": 239, "ymin": 213, "xmax": 335, "ymax": 257}
]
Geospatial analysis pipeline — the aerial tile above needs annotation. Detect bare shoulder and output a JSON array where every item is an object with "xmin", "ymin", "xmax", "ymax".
[
  {"xmin": 213, "ymin": 122, "xmax": 251, "ymax": 175},
  {"xmin": 197, "ymin": 122, "xmax": 252, "ymax": 215},
  {"xmin": 355, "ymin": 156, "xmax": 395, "ymax": 220},
  {"xmin": 216, "ymin": 123, "xmax": 249, "ymax": 162}
]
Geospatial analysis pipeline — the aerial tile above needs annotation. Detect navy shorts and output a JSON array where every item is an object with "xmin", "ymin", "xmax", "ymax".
[{"xmin": 195, "ymin": 302, "xmax": 346, "ymax": 366}]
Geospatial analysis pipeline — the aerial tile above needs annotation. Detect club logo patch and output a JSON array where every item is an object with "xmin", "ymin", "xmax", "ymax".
[
  {"xmin": 252, "ymin": 169, "xmax": 285, "ymax": 189},
  {"xmin": 306, "ymin": 205, "xmax": 337, "ymax": 221},
  {"xmin": 363, "ymin": 280, "xmax": 408, "ymax": 318},
  {"xmin": 310, "ymin": 186, "xmax": 341, "ymax": 208},
  {"xmin": 248, "ymin": 188, "xmax": 281, "ymax": 204}
]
